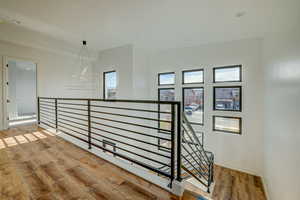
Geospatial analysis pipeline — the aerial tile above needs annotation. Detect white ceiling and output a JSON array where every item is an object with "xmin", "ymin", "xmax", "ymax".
[{"xmin": 0, "ymin": 0, "xmax": 299, "ymax": 51}]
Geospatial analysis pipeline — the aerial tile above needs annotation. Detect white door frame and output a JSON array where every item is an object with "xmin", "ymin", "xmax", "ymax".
[{"xmin": 2, "ymin": 56, "xmax": 38, "ymax": 129}]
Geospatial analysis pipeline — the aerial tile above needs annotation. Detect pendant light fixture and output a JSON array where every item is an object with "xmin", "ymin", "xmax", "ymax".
[{"xmin": 78, "ymin": 40, "xmax": 90, "ymax": 81}]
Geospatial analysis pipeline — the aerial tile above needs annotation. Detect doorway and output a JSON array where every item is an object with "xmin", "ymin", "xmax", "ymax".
[{"xmin": 3, "ymin": 58, "xmax": 37, "ymax": 128}]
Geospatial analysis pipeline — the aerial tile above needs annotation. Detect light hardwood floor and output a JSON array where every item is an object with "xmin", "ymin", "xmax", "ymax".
[{"xmin": 0, "ymin": 125, "xmax": 266, "ymax": 200}]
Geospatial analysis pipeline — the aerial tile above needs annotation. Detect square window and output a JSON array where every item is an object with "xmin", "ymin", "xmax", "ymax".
[
  {"xmin": 213, "ymin": 116, "xmax": 242, "ymax": 134},
  {"xmin": 182, "ymin": 69, "xmax": 204, "ymax": 84},
  {"xmin": 183, "ymin": 87, "xmax": 204, "ymax": 125},
  {"xmin": 213, "ymin": 65, "xmax": 241, "ymax": 83},
  {"xmin": 158, "ymin": 72, "xmax": 175, "ymax": 85},
  {"xmin": 103, "ymin": 71, "xmax": 117, "ymax": 99},
  {"xmin": 214, "ymin": 86, "xmax": 241, "ymax": 111}
]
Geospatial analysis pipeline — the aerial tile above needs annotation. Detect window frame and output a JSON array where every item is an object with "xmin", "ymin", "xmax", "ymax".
[
  {"xmin": 103, "ymin": 70, "xmax": 116, "ymax": 99},
  {"xmin": 182, "ymin": 87, "xmax": 204, "ymax": 125},
  {"xmin": 158, "ymin": 72, "xmax": 175, "ymax": 86},
  {"xmin": 213, "ymin": 65, "xmax": 242, "ymax": 83},
  {"xmin": 213, "ymin": 115, "xmax": 242, "ymax": 135},
  {"xmin": 182, "ymin": 69, "xmax": 204, "ymax": 84},
  {"xmin": 213, "ymin": 86, "xmax": 242, "ymax": 112}
]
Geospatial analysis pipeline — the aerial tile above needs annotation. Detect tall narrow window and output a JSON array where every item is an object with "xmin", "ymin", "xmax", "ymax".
[
  {"xmin": 182, "ymin": 69, "xmax": 204, "ymax": 84},
  {"xmin": 158, "ymin": 88, "xmax": 174, "ymax": 150},
  {"xmin": 183, "ymin": 87, "xmax": 204, "ymax": 125},
  {"xmin": 158, "ymin": 72, "xmax": 175, "ymax": 86},
  {"xmin": 103, "ymin": 71, "xmax": 117, "ymax": 99},
  {"xmin": 213, "ymin": 65, "xmax": 241, "ymax": 83}
]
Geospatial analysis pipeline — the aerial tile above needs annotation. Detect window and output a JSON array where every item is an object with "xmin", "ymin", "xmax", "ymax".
[
  {"xmin": 183, "ymin": 87, "xmax": 204, "ymax": 125},
  {"xmin": 158, "ymin": 88, "xmax": 174, "ymax": 150},
  {"xmin": 213, "ymin": 116, "xmax": 242, "ymax": 134},
  {"xmin": 182, "ymin": 69, "xmax": 204, "ymax": 84},
  {"xmin": 158, "ymin": 88, "xmax": 175, "ymax": 131},
  {"xmin": 213, "ymin": 86, "xmax": 241, "ymax": 111},
  {"xmin": 213, "ymin": 65, "xmax": 241, "ymax": 83},
  {"xmin": 103, "ymin": 71, "xmax": 117, "ymax": 99},
  {"xmin": 158, "ymin": 72, "xmax": 175, "ymax": 86}
]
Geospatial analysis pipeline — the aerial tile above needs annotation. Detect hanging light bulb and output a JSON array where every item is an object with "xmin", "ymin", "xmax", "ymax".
[{"xmin": 78, "ymin": 40, "xmax": 90, "ymax": 81}]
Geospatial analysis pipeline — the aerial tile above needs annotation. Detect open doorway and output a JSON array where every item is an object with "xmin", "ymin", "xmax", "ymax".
[{"xmin": 3, "ymin": 58, "xmax": 37, "ymax": 128}]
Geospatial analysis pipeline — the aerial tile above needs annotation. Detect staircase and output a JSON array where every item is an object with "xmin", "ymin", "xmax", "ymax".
[
  {"xmin": 181, "ymin": 114, "xmax": 214, "ymax": 193},
  {"xmin": 159, "ymin": 113, "xmax": 214, "ymax": 193}
]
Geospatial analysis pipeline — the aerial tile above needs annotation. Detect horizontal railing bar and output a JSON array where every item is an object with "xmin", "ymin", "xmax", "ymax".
[
  {"xmin": 90, "ymin": 133, "xmax": 171, "ymax": 167},
  {"xmin": 40, "ymin": 105, "xmax": 55, "ymax": 111},
  {"xmin": 58, "ymin": 113, "xmax": 88, "ymax": 122},
  {"xmin": 40, "ymin": 97, "xmax": 180, "ymax": 105},
  {"xmin": 40, "ymin": 121, "xmax": 56, "ymax": 129},
  {"xmin": 58, "ymin": 117, "xmax": 88, "ymax": 127},
  {"xmin": 40, "ymin": 117, "xmax": 56, "ymax": 126},
  {"xmin": 158, "ymin": 146, "xmax": 172, "ymax": 153},
  {"xmin": 91, "ymin": 126, "xmax": 171, "ymax": 153},
  {"xmin": 40, "ymin": 110, "xmax": 56, "ymax": 116},
  {"xmin": 40, "ymin": 104, "xmax": 55, "ymax": 108},
  {"xmin": 91, "ymin": 120, "xmax": 171, "ymax": 142},
  {"xmin": 57, "ymin": 120, "xmax": 88, "ymax": 133},
  {"xmin": 40, "ymin": 101, "xmax": 55, "ymax": 106},
  {"xmin": 58, "ymin": 102, "xmax": 88, "ymax": 106},
  {"xmin": 58, "ymin": 123, "xmax": 88, "ymax": 138},
  {"xmin": 40, "ymin": 113, "xmax": 55, "ymax": 121},
  {"xmin": 40, "ymin": 100, "xmax": 55, "ymax": 104},
  {"xmin": 90, "ymin": 104, "xmax": 171, "ymax": 114},
  {"xmin": 91, "ymin": 110, "xmax": 171, "ymax": 123},
  {"xmin": 91, "ymin": 115, "xmax": 172, "ymax": 133},
  {"xmin": 57, "ymin": 109, "xmax": 89, "ymax": 117},
  {"xmin": 57, "ymin": 106, "xmax": 88, "ymax": 112}
]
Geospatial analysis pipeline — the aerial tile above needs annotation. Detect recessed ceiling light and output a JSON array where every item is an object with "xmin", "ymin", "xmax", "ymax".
[{"xmin": 235, "ymin": 11, "xmax": 246, "ymax": 18}]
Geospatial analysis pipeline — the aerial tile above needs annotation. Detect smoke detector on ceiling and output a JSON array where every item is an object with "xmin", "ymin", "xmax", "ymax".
[{"xmin": 235, "ymin": 11, "xmax": 246, "ymax": 18}]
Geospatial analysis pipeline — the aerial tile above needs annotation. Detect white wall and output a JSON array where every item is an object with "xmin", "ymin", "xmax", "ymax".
[
  {"xmin": 93, "ymin": 39, "xmax": 265, "ymax": 177},
  {"xmin": 262, "ymin": 29, "xmax": 300, "ymax": 200},
  {"xmin": 0, "ymin": 40, "xmax": 95, "ymax": 130},
  {"xmin": 94, "ymin": 45, "xmax": 134, "ymax": 99},
  {"xmin": 147, "ymin": 38, "xmax": 264, "ymax": 176}
]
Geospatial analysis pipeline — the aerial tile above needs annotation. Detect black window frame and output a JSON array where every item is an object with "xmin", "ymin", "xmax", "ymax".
[
  {"xmin": 213, "ymin": 86, "xmax": 242, "ymax": 112},
  {"xmin": 213, "ymin": 115, "xmax": 242, "ymax": 135},
  {"xmin": 158, "ymin": 72, "xmax": 175, "ymax": 86},
  {"xmin": 157, "ymin": 87, "xmax": 175, "ymax": 152},
  {"xmin": 103, "ymin": 70, "xmax": 116, "ymax": 99},
  {"xmin": 213, "ymin": 65, "xmax": 242, "ymax": 83},
  {"xmin": 182, "ymin": 87, "xmax": 204, "ymax": 125},
  {"xmin": 182, "ymin": 69, "xmax": 204, "ymax": 84}
]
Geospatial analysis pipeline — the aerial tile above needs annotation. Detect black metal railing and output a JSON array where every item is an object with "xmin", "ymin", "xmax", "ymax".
[
  {"xmin": 38, "ymin": 97, "xmax": 182, "ymax": 186},
  {"xmin": 181, "ymin": 114, "xmax": 214, "ymax": 193}
]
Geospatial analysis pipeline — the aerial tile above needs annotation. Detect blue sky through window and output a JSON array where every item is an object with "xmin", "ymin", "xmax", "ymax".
[
  {"xmin": 215, "ymin": 66, "xmax": 240, "ymax": 82},
  {"xmin": 159, "ymin": 73, "xmax": 175, "ymax": 85},
  {"xmin": 106, "ymin": 71, "xmax": 117, "ymax": 89}
]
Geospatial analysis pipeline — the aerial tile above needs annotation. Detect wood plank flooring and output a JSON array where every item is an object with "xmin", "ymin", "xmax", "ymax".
[{"xmin": 0, "ymin": 125, "xmax": 267, "ymax": 200}]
